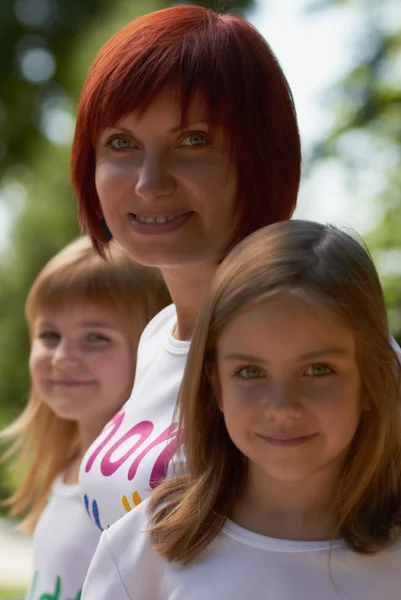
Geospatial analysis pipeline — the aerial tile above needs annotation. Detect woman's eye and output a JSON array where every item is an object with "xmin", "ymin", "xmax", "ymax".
[
  {"xmin": 109, "ymin": 137, "xmax": 134, "ymax": 150},
  {"xmin": 180, "ymin": 134, "xmax": 208, "ymax": 147},
  {"xmin": 236, "ymin": 366, "xmax": 264, "ymax": 380},
  {"xmin": 305, "ymin": 364, "xmax": 333, "ymax": 377}
]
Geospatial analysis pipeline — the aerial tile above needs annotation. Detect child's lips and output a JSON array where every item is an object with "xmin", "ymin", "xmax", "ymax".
[
  {"xmin": 257, "ymin": 432, "xmax": 318, "ymax": 447},
  {"xmin": 49, "ymin": 379, "xmax": 96, "ymax": 386}
]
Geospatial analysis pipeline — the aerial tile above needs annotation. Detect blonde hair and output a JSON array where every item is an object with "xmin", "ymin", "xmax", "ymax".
[
  {"xmin": 1, "ymin": 236, "xmax": 171, "ymax": 532},
  {"xmin": 148, "ymin": 220, "xmax": 401, "ymax": 564}
]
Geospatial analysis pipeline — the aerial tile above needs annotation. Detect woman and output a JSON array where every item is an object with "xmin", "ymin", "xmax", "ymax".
[{"xmin": 70, "ymin": 4, "xmax": 301, "ymax": 530}]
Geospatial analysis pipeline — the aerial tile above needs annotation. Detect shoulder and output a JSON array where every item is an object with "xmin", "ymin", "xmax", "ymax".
[
  {"xmin": 106, "ymin": 497, "xmax": 151, "ymax": 549},
  {"xmin": 103, "ymin": 499, "xmax": 165, "ymax": 594},
  {"xmin": 83, "ymin": 499, "xmax": 164, "ymax": 599},
  {"xmin": 139, "ymin": 304, "xmax": 176, "ymax": 343},
  {"xmin": 104, "ymin": 498, "xmax": 164, "ymax": 572}
]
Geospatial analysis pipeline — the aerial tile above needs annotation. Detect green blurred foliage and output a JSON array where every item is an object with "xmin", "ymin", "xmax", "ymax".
[
  {"xmin": 1, "ymin": 0, "xmax": 254, "ymax": 174},
  {"xmin": 0, "ymin": 585, "xmax": 26, "ymax": 599},
  {"xmin": 1, "ymin": 0, "xmax": 107, "ymax": 174},
  {"xmin": 0, "ymin": 0, "xmax": 255, "ymax": 507},
  {"xmin": 305, "ymin": 0, "xmax": 401, "ymax": 341}
]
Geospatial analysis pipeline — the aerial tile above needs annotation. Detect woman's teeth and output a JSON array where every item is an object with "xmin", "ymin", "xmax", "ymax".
[{"xmin": 135, "ymin": 215, "xmax": 181, "ymax": 224}]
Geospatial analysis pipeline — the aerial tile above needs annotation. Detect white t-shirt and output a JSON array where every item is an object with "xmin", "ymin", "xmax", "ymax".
[
  {"xmin": 78, "ymin": 299, "xmax": 401, "ymax": 534},
  {"xmin": 79, "ymin": 304, "xmax": 190, "ymax": 531},
  {"xmin": 82, "ymin": 498, "xmax": 401, "ymax": 600},
  {"xmin": 26, "ymin": 476, "xmax": 101, "ymax": 600}
]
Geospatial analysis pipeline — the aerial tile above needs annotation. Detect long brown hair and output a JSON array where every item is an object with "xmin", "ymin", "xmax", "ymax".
[
  {"xmin": 1, "ymin": 236, "xmax": 171, "ymax": 532},
  {"xmin": 71, "ymin": 5, "xmax": 301, "ymax": 257},
  {"xmin": 148, "ymin": 220, "xmax": 401, "ymax": 564}
]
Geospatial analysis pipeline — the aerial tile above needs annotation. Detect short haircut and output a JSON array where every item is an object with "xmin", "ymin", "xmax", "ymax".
[{"xmin": 71, "ymin": 5, "xmax": 301, "ymax": 255}]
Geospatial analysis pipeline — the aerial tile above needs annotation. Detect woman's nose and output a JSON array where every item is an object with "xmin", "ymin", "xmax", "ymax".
[{"xmin": 134, "ymin": 154, "xmax": 176, "ymax": 203}]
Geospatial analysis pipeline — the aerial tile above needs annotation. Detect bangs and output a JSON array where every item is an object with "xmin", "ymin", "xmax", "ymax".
[
  {"xmin": 26, "ymin": 259, "xmax": 130, "ymax": 327},
  {"xmin": 85, "ymin": 9, "xmax": 278, "ymax": 153}
]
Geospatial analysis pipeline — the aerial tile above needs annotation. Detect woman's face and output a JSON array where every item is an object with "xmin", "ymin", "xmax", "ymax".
[{"xmin": 95, "ymin": 90, "xmax": 237, "ymax": 270}]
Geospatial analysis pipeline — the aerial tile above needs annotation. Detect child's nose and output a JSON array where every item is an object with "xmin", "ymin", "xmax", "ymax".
[
  {"xmin": 263, "ymin": 381, "xmax": 303, "ymax": 421},
  {"xmin": 51, "ymin": 342, "xmax": 80, "ymax": 369}
]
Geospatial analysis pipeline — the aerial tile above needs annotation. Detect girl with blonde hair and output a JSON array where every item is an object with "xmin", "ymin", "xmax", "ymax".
[
  {"xmin": 83, "ymin": 221, "xmax": 401, "ymax": 599},
  {"xmin": 1, "ymin": 236, "xmax": 170, "ymax": 600}
]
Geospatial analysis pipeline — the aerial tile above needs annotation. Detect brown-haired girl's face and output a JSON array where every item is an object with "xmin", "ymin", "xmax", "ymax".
[
  {"xmin": 95, "ymin": 89, "xmax": 237, "ymax": 269},
  {"xmin": 216, "ymin": 293, "xmax": 362, "ymax": 489},
  {"xmin": 29, "ymin": 303, "xmax": 135, "ymax": 429}
]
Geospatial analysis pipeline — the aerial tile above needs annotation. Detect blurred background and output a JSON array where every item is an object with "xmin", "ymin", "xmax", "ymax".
[{"xmin": 0, "ymin": 0, "xmax": 400, "ymax": 595}]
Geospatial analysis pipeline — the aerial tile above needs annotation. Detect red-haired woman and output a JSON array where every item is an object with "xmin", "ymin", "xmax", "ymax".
[{"xmin": 71, "ymin": 4, "xmax": 301, "ymax": 531}]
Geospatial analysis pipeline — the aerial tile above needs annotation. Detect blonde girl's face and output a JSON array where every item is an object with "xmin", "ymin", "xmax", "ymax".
[
  {"xmin": 29, "ymin": 303, "xmax": 135, "ymax": 429},
  {"xmin": 216, "ymin": 293, "xmax": 363, "ymax": 487}
]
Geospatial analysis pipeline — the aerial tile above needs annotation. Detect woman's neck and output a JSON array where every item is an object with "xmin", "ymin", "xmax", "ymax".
[
  {"xmin": 161, "ymin": 262, "xmax": 219, "ymax": 340},
  {"xmin": 232, "ymin": 464, "xmax": 340, "ymax": 542}
]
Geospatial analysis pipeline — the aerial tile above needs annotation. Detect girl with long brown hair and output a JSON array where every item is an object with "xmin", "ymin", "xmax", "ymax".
[
  {"xmin": 1, "ymin": 236, "xmax": 170, "ymax": 600},
  {"xmin": 83, "ymin": 221, "xmax": 401, "ymax": 599}
]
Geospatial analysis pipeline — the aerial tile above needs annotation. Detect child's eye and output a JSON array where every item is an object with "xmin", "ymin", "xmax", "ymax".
[
  {"xmin": 180, "ymin": 133, "xmax": 208, "ymax": 147},
  {"xmin": 108, "ymin": 137, "xmax": 134, "ymax": 150},
  {"xmin": 38, "ymin": 330, "xmax": 60, "ymax": 342},
  {"xmin": 235, "ymin": 366, "xmax": 265, "ymax": 380},
  {"xmin": 304, "ymin": 364, "xmax": 334, "ymax": 377},
  {"xmin": 86, "ymin": 332, "xmax": 110, "ymax": 344}
]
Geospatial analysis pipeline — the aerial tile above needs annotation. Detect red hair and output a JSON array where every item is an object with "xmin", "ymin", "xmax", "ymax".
[{"xmin": 71, "ymin": 5, "xmax": 301, "ymax": 256}]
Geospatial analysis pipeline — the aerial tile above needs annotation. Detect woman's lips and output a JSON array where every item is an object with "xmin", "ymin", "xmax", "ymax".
[{"xmin": 128, "ymin": 212, "xmax": 193, "ymax": 235}]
